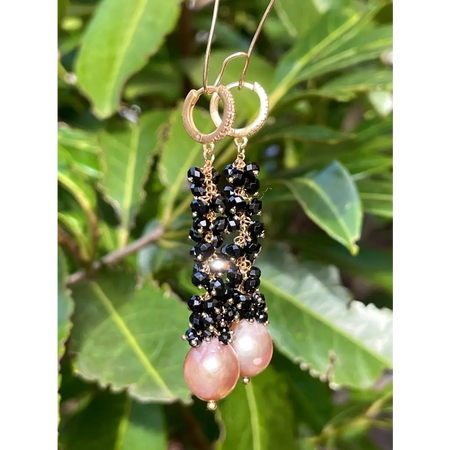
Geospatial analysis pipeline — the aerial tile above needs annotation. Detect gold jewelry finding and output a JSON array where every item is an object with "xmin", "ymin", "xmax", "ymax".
[
  {"xmin": 209, "ymin": 81, "xmax": 269, "ymax": 138},
  {"xmin": 182, "ymin": 85, "xmax": 235, "ymax": 144}
]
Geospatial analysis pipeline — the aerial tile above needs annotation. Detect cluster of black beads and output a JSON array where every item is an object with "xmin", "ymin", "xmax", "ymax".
[
  {"xmin": 220, "ymin": 161, "xmax": 268, "ymax": 324},
  {"xmin": 185, "ymin": 166, "xmax": 233, "ymax": 347}
]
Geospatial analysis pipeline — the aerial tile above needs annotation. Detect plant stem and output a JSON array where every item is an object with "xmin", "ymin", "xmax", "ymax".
[{"xmin": 66, "ymin": 225, "xmax": 164, "ymax": 285}]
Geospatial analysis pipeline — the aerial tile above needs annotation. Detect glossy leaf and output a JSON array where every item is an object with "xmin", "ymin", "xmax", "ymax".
[
  {"xmin": 258, "ymin": 247, "xmax": 393, "ymax": 388},
  {"xmin": 58, "ymin": 169, "xmax": 97, "ymax": 214},
  {"xmin": 257, "ymin": 124, "xmax": 349, "ymax": 144},
  {"xmin": 158, "ymin": 106, "xmax": 214, "ymax": 225},
  {"xmin": 357, "ymin": 177, "xmax": 393, "ymax": 218},
  {"xmin": 217, "ymin": 365, "xmax": 296, "ymax": 450},
  {"xmin": 70, "ymin": 269, "xmax": 191, "ymax": 403},
  {"xmin": 275, "ymin": 0, "xmax": 321, "ymax": 37},
  {"xmin": 61, "ymin": 390, "xmax": 166, "ymax": 450},
  {"xmin": 292, "ymin": 234, "xmax": 393, "ymax": 294},
  {"xmin": 58, "ymin": 248, "xmax": 74, "ymax": 359},
  {"xmin": 97, "ymin": 111, "xmax": 170, "ymax": 247},
  {"xmin": 271, "ymin": 6, "xmax": 390, "ymax": 106},
  {"xmin": 283, "ymin": 161, "xmax": 362, "ymax": 254},
  {"xmin": 76, "ymin": 0, "xmax": 181, "ymax": 118},
  {"xmin": 58, "ymin": 128, "xmax": 101, "ymax": 179},
  {"xmin": 58, "ymin": 212, "xmax": 91, "ymax": 261}
]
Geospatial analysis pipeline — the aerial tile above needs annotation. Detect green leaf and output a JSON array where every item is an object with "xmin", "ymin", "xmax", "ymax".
[
  {"xmin": 58, "ymin": 248, "xmax": 74, "ymax": 359},
  {"xmin": 257, "ymin": 124, "xmax": 350, "ymax": 144},
  {"xmin": 296, "ymin": 24, "xmax": 393, "ymax": 84},
  {"xmin": 58, "ymin": 212, "xmax": 91, "ymax": 260},
  {"xmin": 275, "ymin": 0, "xmax": 321, "ymax": 37},
  {"xmin": 61, "ymin": 390, "xmax": 166, "ymax": 450},
  {"xmin": 58, "ymin": 128, "xmax": 101, "ymax": 179},
  {"xmin": 158, "ymin": 106, "xmax": 214, "ymax": 225},
  {"xmin": 70, "ymin": 269, "xmax": 191, "ymax": 403},
  {"xmin": 356, "ymin": 177, "xmax": 393, "ymax": 218},
  {"xmin": 58, "ymin": 0, "xmax": 70, "ymax": 25},
  {"xmin": 271, "ymin": 352, "xmax": 334, "ymax": 434},
  {"xmin": 271, "ymin": 6, "xmax": 390, "ymax": 106},
  {"xmin": 319, "ymin": 69, "xmax": 393, "ymax": 101},
  {"xmin": 258, "ymin": 247, "xmax": 393, "ymax": 388},
  {"xmin": 58, "ymin": 169, "xmax": 97, "ymax": 214},
  {"xmin": 217, "ymin": 365, "xmax": 296, "ymax": 450},
  {"xmin": 282, "ymin": 161, "xmax": 362, "ymax": 254},
  {"xmin": 185, "ymin": 50, "xmax": 274, "ymax": 121},
  {"xmin": 75, "ymin": 0, "xmax": 181, "ymax": 118},
  {"xmin": 292, "ymin": 234, "xmax": 393, "ymax": 294},
  {"xmin": 97, "ymin": 111, "xmax": 170, "ymax": 247}
]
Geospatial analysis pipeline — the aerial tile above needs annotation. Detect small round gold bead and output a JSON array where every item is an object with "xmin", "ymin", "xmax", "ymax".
[{"xmin": 207, "ymin": 400, "xmax": 217, "ymax": 411}]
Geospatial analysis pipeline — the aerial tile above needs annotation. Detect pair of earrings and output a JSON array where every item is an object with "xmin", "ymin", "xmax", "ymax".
[{"xmin": 181, "ymin": 78, "xmax": 272, "ymax": 410}]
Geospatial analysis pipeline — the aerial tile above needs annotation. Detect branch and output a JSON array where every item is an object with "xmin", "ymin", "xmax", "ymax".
[
  {"xmin": 66, "ymin": 225, "xmax": 165, "ymax": 286},
  {"xmin": 58, "ymin": 226, "xmax": 86, "ymax": 266}
]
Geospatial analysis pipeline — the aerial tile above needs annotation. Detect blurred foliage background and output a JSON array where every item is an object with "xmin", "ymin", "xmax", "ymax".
[{"xmin": 58, "ymin": 0, "xmax": 393, "ymax": 448}]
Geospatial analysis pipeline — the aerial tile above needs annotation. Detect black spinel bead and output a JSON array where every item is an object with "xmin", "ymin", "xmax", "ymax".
[
  {"xmin": 226, "ymin": 216, "xmax": 240, "ymax": 233},
  {"xmin": 228, "ymin": 195, "xmax": 247, "ymax": 214},
  {"xmin": 190, "ymin": 241, "xmax": 214, "ymax": 261},
  {"xmin": 192, "ymin": 271, "xmax": 209, "ymax": 288},
  {"xmin": 209, "ymin": 278, "xmax": 226, "ymax": 297},
  {"xmin": 188, "ymin": 295, "xmax": 203, "ymax": 312},
  {"xmin": 193, "ymin": 217, "xmax": 211, "ymax": 233},
  {"xmin": 221, "ymin": 245, "xmax": 229, "ymax": 259},
  {"xmin": 224, "ymin": 243, "xmax": 245, "ymax": 259},
  {"xmin": 228, "ymin": 168, "xmax": 246, "ymax": 187},
  {"xmin": 204, "ymin": 298, "xmax": 221, "ymax": 314},
  {"xmin": 193, "ymin": 263, "xmax": 205, "ymax": 273},
  {"xmin": 246, "ymin": 241, "xmax": 262, "ymax": 260},
  {"xmin": 257, "ymin": 312, "xmax": 269, "ymax": 323},
  {"xmin": 224, "ymin": 164, "xmax": 234, "ymax": 178},
  {"xmin": 202, "ymin": 315, "xmax": 215, "ymax": 330},
  {"xmin": 211, "ymin": 168, "xmax": 221, "ymax": 184},
  {"xmin": 234, "ymin": 292, "xmax": 252, "ymax": 310},
  {"xmin": 249, "ymin": 266, "xmax": 261, "ymax": 278},
  {"xmin": 185, "ymin": 328, "xmax": 201, "ymax": 347},
  {"xmin": 212, "ymin": 196, "xmax": 227, "ymax": 214},
  {"xmin": 190, "ymin": 183, "xmax": 206, "ymax": 197},
  {"xmin": 246, "ymin": 178, "xmax": 260, "ymax": 195},
  {"xmin": 256, "ymin": 301, "xmax": 267, "ymax": 311},
  {"xmin": 249, "ymin": 221, "xmax": 265, "ymax": 239},
  {"xmin": 224, "ymin": 306, "xmax": 238, "ymax": 322},
  {"xmin": 244, "ymin": 309, "xmax": 257, "ymax": 320},
  {"xmin": 202, "ymin": 329, "xmax": 214, "ymax": 340},
  {"xmin": 211, "ymin": 234, "xmax": 224, "ymax": 248},
  {"xmin": 190, "ymin": 199, "xmax": 209, "ymax": 217},
  {"xmin": 227, "ymin": 267, "xmax": 243, "ymax": 287},
  {"xmin": 245, "ymin": 162, "xmax": 260, "ymax": 177},
  {"xmin": 189, "ymin": 313, "xmax": 204, "ymax": 330},
  {"xmin": 219, "ymin": 330, "xmax": 231, "ymax": 344},
  {"xmin": 247, "ymin": 198, "xmax": 262, "ymax": 215},
  {"xmin": 252, "ymin": 292, "xmax": 265, "ymax": 303},
  {"xmin": 187, "ymin": 167, "xmax": 204, "ymax": 184},
  {"xmin": 223, "ymin": 185, "xmax": 235, "ymax": 199},
  {"xmin": 244, "ymin": 276, "xmax": 260, "ymax": 293},
  {"xmin": 213, "ymin": 217, "xmax": 227, "ymax": 234},
  {"xmin": 189, "ymin": 227, "xmax": 203, "ymax": 242}
]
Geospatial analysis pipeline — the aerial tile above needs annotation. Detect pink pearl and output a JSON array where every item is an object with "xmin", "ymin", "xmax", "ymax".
[
  {"xmin": 231, "ymin": 320, "xmax": 273, "ymax": 378},
  {"xmin": 183, "ymin": 339, "xmax": 240, "ymax": 401}
]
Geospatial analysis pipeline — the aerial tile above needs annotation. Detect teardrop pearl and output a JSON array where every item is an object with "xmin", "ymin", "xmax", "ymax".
[
  {"xmin": 231, "ymin": 320, "xmax": 273, "ymax": 378},
  {"xmin": 183, "ymin": 339, "xmax": 240, "ymax": 401}
]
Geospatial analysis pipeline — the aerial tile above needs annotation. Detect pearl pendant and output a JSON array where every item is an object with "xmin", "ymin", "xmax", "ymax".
[
  {"xmin": 231, "ymin": 320, "xmax": 273, "ymax": 378},
  {"xmin": 183, "ymin": 339, "xmax": 240, "ymax": 401}
]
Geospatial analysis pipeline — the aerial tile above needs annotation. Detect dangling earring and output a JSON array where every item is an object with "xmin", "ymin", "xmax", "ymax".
[
  {"xmin": 210, "ymin": 79, "xmax": 272, "ymax": 385},
  {"xmin": 182, "ymin": 84, "xmax": 241, "ymax": 411},
  {"xmin": 181, "ymin": 0, "xmax": 275, "ymax": 411}
]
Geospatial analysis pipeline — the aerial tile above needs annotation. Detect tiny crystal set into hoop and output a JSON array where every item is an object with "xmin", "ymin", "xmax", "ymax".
[{"xmin": 180, "ymin": 0, "xmax": 275, "ymax": 411}]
